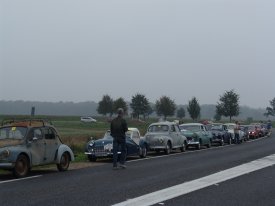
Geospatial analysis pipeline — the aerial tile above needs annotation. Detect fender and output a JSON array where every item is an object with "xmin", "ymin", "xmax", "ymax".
[{"xmin": 56, "ymin": 144, "xmax": 75, "ymax": 163}]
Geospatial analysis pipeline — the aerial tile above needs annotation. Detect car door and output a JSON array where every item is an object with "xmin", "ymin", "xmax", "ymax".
[
  {"xmin": 126, "ymin": 136, "xmax": 139, "ymax": 155},
  {"xmin": 201, "ymin": 125, "xmax": 210, "ymax": 144},
  {"xmin": 170, "ymin": 125, "xmax": 179, "ymax": 147},
  {"xmin": 27, "ymin": 128, "xmax": 46, "ymax": 165},
  {"xmin": 43, "ymin": 127, "xmax": 59, "ymax": 164}
]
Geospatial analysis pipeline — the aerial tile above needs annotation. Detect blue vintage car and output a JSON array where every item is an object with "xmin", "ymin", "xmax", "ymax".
[
  {"xmin": 0, "ymin": 119, "xmax": 74, "ymax": 178},
  {"xmin": 210, "ymin": 124, "xmax": 232, "ymax": 145},
  {"xmin": 85, "ymin": 128, "xmax": 147, "ymax": 162}
]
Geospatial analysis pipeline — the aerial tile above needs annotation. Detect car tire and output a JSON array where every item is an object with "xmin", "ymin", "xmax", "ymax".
[
  {"xmin": 220, "ymin": 138, "xmax": 224, "ymax": 146},
  {"xmin": 207, "ymin": 139, "xmax": 212, "ymax": 148},
  {"xmin": 196, "ymin": 141, "xmax": 201, "ymax": 150},
  {"xmin": 180, "ymin": 142, "xmax": 187, "ymax": 152},
  {"xmin": 13, "ymin": 154, "xmax": 30, "ymax": 178},
  {"xmin": 57, "ymin": 152, "xmax": 70, "ymax": 171},
  {"xmin": 165, "ymin": 142, "xmax": 171, "ymax": 155},
  {"xmin": 228, "ymin": 137, "xmax": 232, "ymax": 145},
  {"xmin": 140, "ymin": 147, "xmax": 147, "ymax": 158}
]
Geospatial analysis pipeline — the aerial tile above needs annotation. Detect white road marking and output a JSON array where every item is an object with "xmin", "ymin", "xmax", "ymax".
[
  {"xmin": 113, "ymin": 153, "xmax": 275, "ymax": 206},
  {"xmin": 0, "ymin": 175, "xmax": 42, "ymax": 184}
]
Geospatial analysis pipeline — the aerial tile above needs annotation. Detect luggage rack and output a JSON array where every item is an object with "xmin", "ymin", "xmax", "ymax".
[{"xmin": 1, "ymin": 119, "xmax": 53, "ymax": 127}]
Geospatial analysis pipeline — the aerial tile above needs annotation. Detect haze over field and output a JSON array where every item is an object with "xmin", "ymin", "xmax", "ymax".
[{"xmin": 1, "ymin": 0, "xmax": 275, "ymax": 108}]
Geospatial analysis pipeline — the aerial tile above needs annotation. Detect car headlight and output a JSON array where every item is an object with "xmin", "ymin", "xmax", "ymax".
[
  {"xmin": 158, "ymin": 137, "xmax": 164, "ymax": 144},
  {"xmin": 0, "ymin": 150, "xmax": 10, "ymax": 159},
  {"xmin": 89, "ymin": 141, "xmax": 95, "ymax": 147}
]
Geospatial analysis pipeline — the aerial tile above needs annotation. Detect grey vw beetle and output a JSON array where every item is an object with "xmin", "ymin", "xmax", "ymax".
[
  {"xmin": 0, "ymin": 119, "xmax": 74, "ymax": 178},
  {"xmin": 143, "ymin": 121, "xmax": 187, "ymax": 154}
]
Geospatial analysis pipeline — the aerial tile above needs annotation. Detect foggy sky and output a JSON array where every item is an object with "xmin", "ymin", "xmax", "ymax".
[{"xmin": 1, "ymin": 0, "xmax": 275, "ymax": 108}]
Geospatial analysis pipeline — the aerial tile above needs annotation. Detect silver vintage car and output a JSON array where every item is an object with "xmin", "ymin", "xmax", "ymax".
[
  {"xmin": 144, "ymin": 121, "xmax": 187, "ymax": 154},
  {"xmin": 0, "ymin": 119, "xmax": 74, "ymax": 178}
]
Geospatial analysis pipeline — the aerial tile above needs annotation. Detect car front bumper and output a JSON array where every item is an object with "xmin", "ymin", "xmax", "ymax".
[{"xmin": 0, "ymin": 162, "xmax": 14, "ymax": 169}]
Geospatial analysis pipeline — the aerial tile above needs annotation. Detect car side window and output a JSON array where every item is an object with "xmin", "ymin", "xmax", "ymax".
[
  {"xmin": 132, "ymin": 131, "xmax": 139, "ymax": 139},
  {"xmin": 44, "ymin": 128, "xmax": 56, "ymax": 140},
  {"xmin": 34, "ymin": 128, "xmax": 43, "ymax": 139},
  {"xmin": 171, "ymin": 125, "xmax": 176, "ymax": 132},
  {"xmin": 175, "ymin": 125, "xmax": 180, "ymax": 132},
  {"xmin": 28, "ymin": 128, "xmax": 43, "ymax": 140}
]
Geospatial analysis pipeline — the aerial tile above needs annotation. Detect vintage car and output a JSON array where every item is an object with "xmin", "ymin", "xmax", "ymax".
[
  {"xmin": 240, "ymin": 125, "xmax": 249, "ymax": 141},
  {"xmin": 247, "ymin": 125, "xmax": 261, "ymax": 139},
  {"xmin": 80, "ymin": 116, "xmax": 97, "ymax": 123},
  {"xmin": 85, "ymin": 128, "xmax": 147, "ymax": 161},
  {"xmin": 223, "ymin": 123, "xmax": 245, "ymax": 143},
  {"xmin": 210, "ymin": 124, "xmax": 232, "ymax": 145},
  {"xmin": 179, "ymin": 123, "xmax": 212, "ymax": 149},
  {"xmin": 0, "ymin": 119, "xmax": 74, "ymax": 178},
  {"xmin": 143, "ymin": 121, "xmax": 187, "ymax": 154}
]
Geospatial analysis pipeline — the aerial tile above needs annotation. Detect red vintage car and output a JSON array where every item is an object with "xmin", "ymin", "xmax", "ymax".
[{"xmin": 247, "ymin": 125, "xmax": 261, "ymax": 139}]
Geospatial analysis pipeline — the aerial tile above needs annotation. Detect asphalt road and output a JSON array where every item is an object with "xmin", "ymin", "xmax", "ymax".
[{"xmin": 1, "ymin": 132, "xmax": 275, "ymax": 206}]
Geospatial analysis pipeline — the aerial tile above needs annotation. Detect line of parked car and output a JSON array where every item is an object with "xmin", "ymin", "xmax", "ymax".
[
  {"xmin": 84, "ymin": 121, "xmax": 271, "ymax": 163},
  {"xmin": 0, "ymin": 119, "xmax": 271, "ymax": 178}
]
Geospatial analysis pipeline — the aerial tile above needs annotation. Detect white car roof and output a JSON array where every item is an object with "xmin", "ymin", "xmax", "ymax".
[{"xmin": 179, "ymin": 123, "xmax": 203, "ymax": 126}]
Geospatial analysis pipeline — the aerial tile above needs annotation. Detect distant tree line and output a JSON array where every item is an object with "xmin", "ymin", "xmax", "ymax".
[
  {"xmin": 96, "ymin": 89, "xmax": 244, "ymax": 122},
  {"xmin": 96, "ymin": 90, "xmax": 275, "ymax": 122}
]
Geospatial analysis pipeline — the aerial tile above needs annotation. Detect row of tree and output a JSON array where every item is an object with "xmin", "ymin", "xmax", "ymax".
[{"xmin": 97, "ymin": 90, "xmax": 275, "ymax": 122}]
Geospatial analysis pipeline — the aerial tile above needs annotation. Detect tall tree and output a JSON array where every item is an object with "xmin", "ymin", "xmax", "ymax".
[
  {"xmin": 177, "ymin": 107, "xmax": 185, "ymax": 119},
  {"xmin": 155, "ymin": 96, "xmax": 176, "ymax": 120},
  {"xmin": 265, "ymin": 97, "xmax": 275, "ymax": 117},
  {"xmin": 130, "ymin": 93, "xmax": 150, "ymax": 119},
  {"xmin": 216, "ymin": 89, "xmax": 240, "ymax": 122},
  {"xmin": 187, "ymin": 97, "xmax": 201, "ymax": 121},
  {"xmin": 113, "ymin": 97, "xmax": 128, "ymax": 115},
  {"xmin": 97, "ymin": 95, "xmax": 113, "ymax": 116}
]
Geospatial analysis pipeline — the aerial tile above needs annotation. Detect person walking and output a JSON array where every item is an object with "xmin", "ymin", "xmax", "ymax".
[
  {"xmin": 234, "ymin": 121, "xmax": 240, "ymax": 144},
  {"xmin": 110, "ymin": 108, "xmax": 128, "ymax": 170}
]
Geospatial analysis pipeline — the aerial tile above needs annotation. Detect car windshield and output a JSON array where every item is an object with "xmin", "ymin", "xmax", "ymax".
[
  {"xmin": 180, "ymin": 125, "xmax": 200, "ymax": 132},
  {"xmin": 102, "ymin": 130, "xmax": 132, "ymax": 140},
  {"xmin": 148, "ymin": 125, "xmax": 169, "ymax": 133},
  {"xmin": 0, "ymin": 126, "xmax": 27, "ymax": 140}
]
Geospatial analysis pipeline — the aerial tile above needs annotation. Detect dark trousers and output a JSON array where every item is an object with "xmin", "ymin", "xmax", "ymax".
[
  {"xmin": 234, "ymin": 133, "xmax": 240, "ymax": 144},
  {"xmin": 113, "ymin": 138, "xmax": 126, "ymax": 167}
]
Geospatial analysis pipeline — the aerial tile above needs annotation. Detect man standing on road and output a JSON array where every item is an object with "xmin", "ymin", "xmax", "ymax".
[
  {"xmin": 234, "ymin": 121, "xmax": 240, "ymax": 144},
  {"xmin": 111, "ymin": 108, "xmax": 128, "ymax": 170}
]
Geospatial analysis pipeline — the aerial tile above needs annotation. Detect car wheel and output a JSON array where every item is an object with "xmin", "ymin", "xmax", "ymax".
[
  {"xmin": 140, "ymin": 147, "xmax": 147, "ymax": 158},
  {"xmin": 220, "ymin": 138, "xmax": 225, "ymax": 146},
  {"xmin": 180, "ymin": 142, "xmax": 186, "ymax": 152},
  {"xmin": 13, "ymin": 154, "xmax": 30, "ymax": 178},
  {"xmin": 228, "ymin": 137, "xmax": 232, "ymax": 145},
  {"xmin": 57, "ymin": 152, "xmax": 70, "ymax": 171},
  {"xmin": 207, "ymin": 139, "xmax": 212, "ymax": 148},
  {"xmin": 88, "ymin": 155, "xmax": 97, "ymax": 162},
  {"xmin": 196, "ymin": 141, "xmax": 201, "ymax": 150},
  {"xmin": 165, "ymin": 142, "xmax": 171, "ymax": 155}
]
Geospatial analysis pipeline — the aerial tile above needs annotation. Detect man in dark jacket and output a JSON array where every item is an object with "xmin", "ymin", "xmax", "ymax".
[{"xmin": 111, "ymin": 108, "xmax": 128, "ymax": 169}]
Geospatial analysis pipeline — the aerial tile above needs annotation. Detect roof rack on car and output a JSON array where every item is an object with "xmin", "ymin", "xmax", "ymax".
[{"xmin": 1, "ymin": 119, "xmax": 53, "ymax": 127}]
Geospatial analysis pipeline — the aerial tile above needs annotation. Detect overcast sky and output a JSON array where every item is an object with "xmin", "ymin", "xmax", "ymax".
[{"xmin": 1, "ymin": 0, "xmax": 274, "ymax": 108}]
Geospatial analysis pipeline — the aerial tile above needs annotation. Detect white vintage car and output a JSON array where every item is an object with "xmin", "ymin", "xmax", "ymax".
[
  {"xmin": 144, "ymin": 121, "xmax": 187, "ymax": 154},
  {"xmin": 80, "ymin": 116, "xmax": 97, "ymax": 123},
  {"xmin": 223, "ymin": 123, "xmax": 245, "ymax": 143}
]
